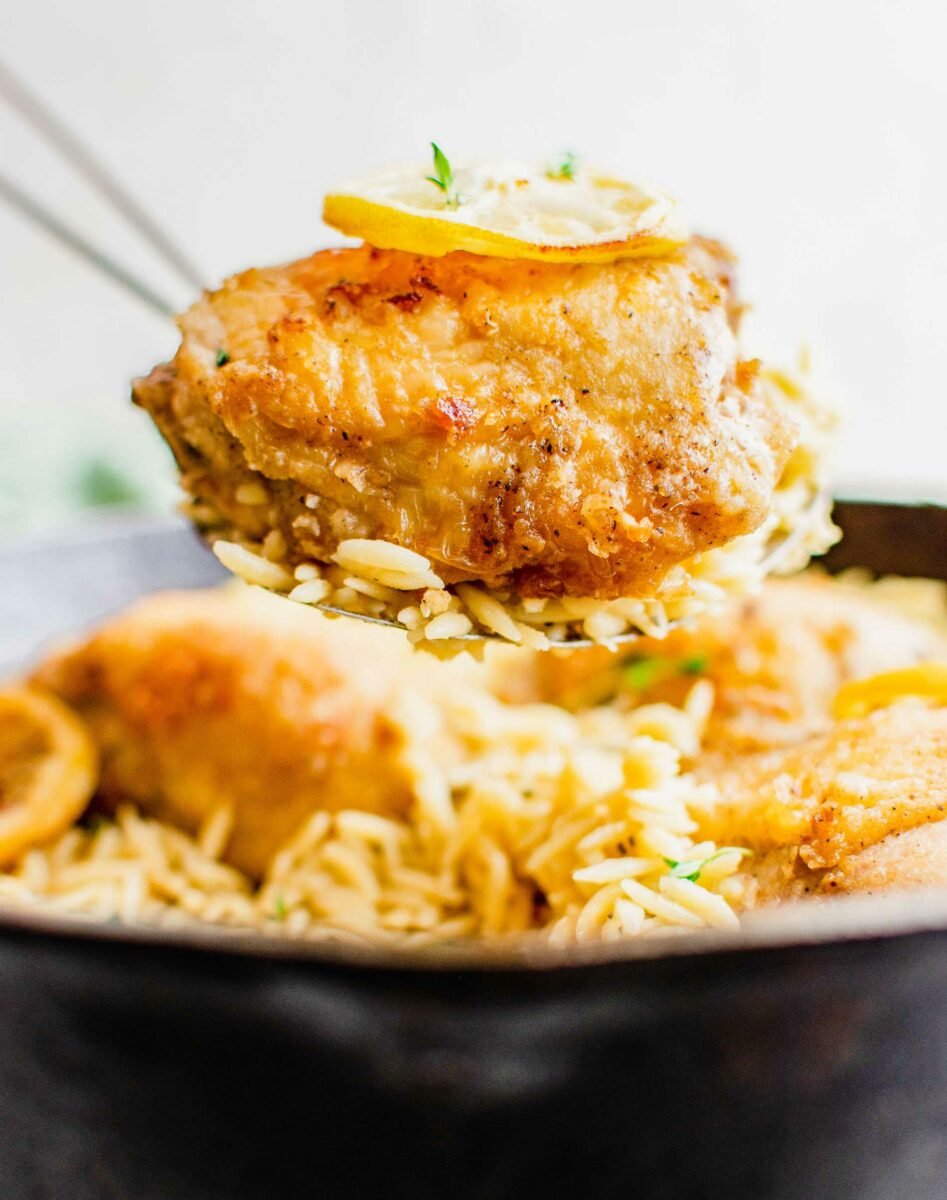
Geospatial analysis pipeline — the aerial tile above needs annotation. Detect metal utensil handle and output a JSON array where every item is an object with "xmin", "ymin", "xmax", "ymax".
[
  {"xmin": 0, "ymin": 170, "xmax": 176, "ymax": 317},
  {"xmin": 0, "ymin": 60, "xmax": 204, "ymax": 292}
]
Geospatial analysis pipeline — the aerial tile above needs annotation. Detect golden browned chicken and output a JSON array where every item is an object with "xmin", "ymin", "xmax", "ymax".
[
  {"xmin": 135, "ymin": 238, "xmax": 801, "ymax": 601},
  {"xmin": 31, "ymin": 588, "xmax": 442, "ymax": 877},
  {"xmin": 494, "ymin": 574, "xmax": 947, "ymax": 756},
  {"xmin": 817, "ymin": 821, "xmax": 947, "ymax": 895},
  {"xmin": 697, "ymin": 701, "xmax": 947, "ymax": 902}
]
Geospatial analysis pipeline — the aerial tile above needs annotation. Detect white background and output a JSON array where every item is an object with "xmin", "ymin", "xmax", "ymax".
[{"xmin": 2, "ymin": 0, "xmax": 945, "ymax": 520}]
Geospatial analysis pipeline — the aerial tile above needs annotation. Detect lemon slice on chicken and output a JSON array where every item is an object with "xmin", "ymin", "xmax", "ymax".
[
  {"xmin": 0, "ymin": 686, "xmax": 98, "ymax": 865},
  {"xmin": 834, "ymin": 664, "xmax": 947, "ymax": 719},
  {"xmin": 323, "ymin": 158, "xmax": 687, "ymax": 263}
]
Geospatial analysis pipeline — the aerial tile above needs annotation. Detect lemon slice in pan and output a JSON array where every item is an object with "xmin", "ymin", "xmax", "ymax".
[
  {"xmin": 323, "ymin": 151, "xmax": 687, "ymax": 263},
  {"xmin": 0, "ymin": 686, "xmax": 98, "ymax": 865},
  {"xmin": 833, "ymin": 664, "xmax": 947, "ymax": 719}
]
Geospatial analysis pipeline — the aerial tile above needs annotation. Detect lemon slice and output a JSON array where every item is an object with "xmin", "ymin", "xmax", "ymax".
[
  {"xmin": 833, "ymin": 664, "xmax": 947, "ymax": 720},
  {"xmin": 323, "ymin": 158, "xmax": 687, "ymax": 263},
  {"xmin": 0, "ymin": 686, "xmax": 98, "ymax": 865}
]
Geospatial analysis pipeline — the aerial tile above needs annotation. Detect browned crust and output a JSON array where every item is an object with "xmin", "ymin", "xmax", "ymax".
[
  {"xmin": 134, "ymin": 238, "xmax": 798, "ymax": 598},
  {"xmin": 31, "ymin": 591, "xmax": 421, "ymax": 877}
]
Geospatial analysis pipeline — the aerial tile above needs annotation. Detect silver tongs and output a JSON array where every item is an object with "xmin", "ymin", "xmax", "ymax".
[{"xmin": 0, "ymin": 60, "xmax": 203, "ymax": 313}]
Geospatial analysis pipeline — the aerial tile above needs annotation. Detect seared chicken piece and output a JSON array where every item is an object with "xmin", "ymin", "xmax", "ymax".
[
  {"xmin": 32, "ymin": 588, "xmax": 441, "ymax": 877},
  {"xmin": 697, "ymin": 701, "xmax": 947, "ymax": 902},
  {"xmin": 135, "ymin": 238, "xmax": 800, "ymax": 600},
  {"xmin": 496, "ymin": 575, "xmax": 947, "ymax": 755}
]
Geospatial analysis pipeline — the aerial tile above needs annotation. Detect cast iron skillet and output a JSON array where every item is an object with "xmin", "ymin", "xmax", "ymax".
[{"xmin": 0, "ymin": 500, "xmax": 946, "ymax": 1200}]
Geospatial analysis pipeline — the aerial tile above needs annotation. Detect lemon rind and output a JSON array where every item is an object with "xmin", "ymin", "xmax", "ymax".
[{"xmin": 322, "ymin": 193, "xmax": 686, "ymax": 263}]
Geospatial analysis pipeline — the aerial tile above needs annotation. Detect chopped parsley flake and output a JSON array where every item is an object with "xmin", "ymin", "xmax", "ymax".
[
  {"xmin": 621, "ymin": 652, "xmax": 710, "ymax": 691},
  {"xmin": 663, "ymin": 847, "xmax": 750, "ymax": 882},
  {"xmin": 215, "ymin": 349, "xmax": 230, "ymax": 367},
  {"xmin": 546, "ymin": 150, "xmax": 579, "ymax": 180},
  {"xmin": 621, "ymin": 656, "xmax": 667, "ymax": 691}
]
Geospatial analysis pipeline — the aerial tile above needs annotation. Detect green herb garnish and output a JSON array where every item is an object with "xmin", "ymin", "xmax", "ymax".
[
  {"xmin": 215, "ymin": 349, "xmax": 230, "ymax": 367},
  {"xmin": 546, "ymin": 150, "xmax": 579, "ymax": 180},
  {"xmin": 621, "ymin": 656, "xmax": 668, "ymax": 691},
  {"xmin": 426, "ymin": 142, "xmax": 461, "ymax": 209},
  {"xmin": 662, "ymin": 856, "xmax": 703, "ymax": 883},
  {"xmin": 620, "ymin": 652, "xmax": 710, "ymax": 692},
  {"xmin": 663, "ymin": 847, "xmax": 750, "ymax": 883},
  {"xmin": 273, "ymin": 894, "xmax": 287, "ymax": 919}
]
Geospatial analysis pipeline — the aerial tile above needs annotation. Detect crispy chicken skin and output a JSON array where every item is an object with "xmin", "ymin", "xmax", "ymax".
[
  {"xmin": 134, "ymin": 238, "xmax": 798, "ymax": 599},
  {"xmin": 816, "ymin": 821, "xmax": 947, "ymax": 895},
  {"xmin": 495, "ymin": 575, "xmax": 947, "ymax": 755},
  {"xmin": 31, "ymin": 589, "xmax": 431, "ymax": 877},
  {"xmin": 698, "ymin": 702, "xmax": 947, "ymax": 902}
]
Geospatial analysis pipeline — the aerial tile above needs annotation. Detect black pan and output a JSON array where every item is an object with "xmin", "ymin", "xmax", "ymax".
[{"xmin": 1, "ymin": 499, "xmax": 946, "ymax": 1200}]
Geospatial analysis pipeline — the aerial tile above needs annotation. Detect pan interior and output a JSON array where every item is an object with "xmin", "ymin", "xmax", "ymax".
[{"xmin": 1, "ymin": 500, "xmax": 945, "ymax": 972}]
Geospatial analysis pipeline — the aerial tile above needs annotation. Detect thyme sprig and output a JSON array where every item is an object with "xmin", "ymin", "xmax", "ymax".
[
  {"xmin": 426, "ymin": 142, "xmax": 461, "ymax": 209},
  {"xmin": 546, "ymin": 150, "xmax": 579, "ymax": 180}
]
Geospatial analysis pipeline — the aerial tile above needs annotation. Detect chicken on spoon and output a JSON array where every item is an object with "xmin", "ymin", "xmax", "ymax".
[{"xmin": 134, "ymin": 151, "xmax": 835, "ymax": 649}]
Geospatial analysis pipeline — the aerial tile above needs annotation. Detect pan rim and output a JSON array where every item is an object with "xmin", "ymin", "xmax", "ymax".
[{"xmin": 0, "ymin": 884, "xmax": 946, "ymax": 974}]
